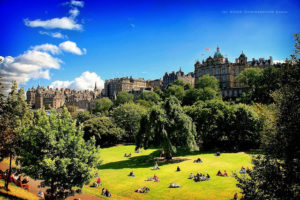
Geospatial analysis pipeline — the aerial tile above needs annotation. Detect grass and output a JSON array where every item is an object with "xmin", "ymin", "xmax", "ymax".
[
  {"xmin": 82, "ymin": 145, "xmax": 252, "ymax": 200},
  {"xmin": 0, "ymin": 180, "xmax": 39, "ymax": 200}
]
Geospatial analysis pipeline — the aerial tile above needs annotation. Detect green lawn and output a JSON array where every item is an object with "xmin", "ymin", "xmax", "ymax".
[{"xmin": 82, "ymin": 145, "xmax": 252, "ymax": 200}]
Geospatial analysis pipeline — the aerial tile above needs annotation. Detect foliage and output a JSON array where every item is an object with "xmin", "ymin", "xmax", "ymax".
[
  {"xmin": 165, "ymin": 85, "xmax": 185, "ymax": 101},
  {"xmin": 111, "ymin": 103, "xmax": 147, "ymax": 142},
  {"xmin": 83, "ymin": 116, "xmax": 125, "ymax": 146},
  {"xmin": 18, "ymin": 108, "xmax": 100, "ymax": 199},
  {"xmin": 137, "ymin": 91, "xmax": 161, "ymax": 104},
  {"xmin": 237, "ymin": 66, "xmax": 281, "ymax": 104},
  {"xmin": 136, "ymin": 96, "xmax": 198, "ymax": 159},
  {"xmin": 0, "ymin": 81, "xmax": 30, "ymax": 191},
  {"xmin": 185, "ymin": 100, "xmax": 262, "ymax": 151},
  {"xmin": 76, "ymin": 110, "xmax": 92, "ymax": 125},
  {"xmin": 235, "ymin": 34, "xmax": 300, "ymax": 199},
  {"xmin": 115, "ymin": 91, "xmax": 134, "ymax": 106},
  {"xmin": 195, "ymin": 74, "xmax": 220, "ymax": 92},
  {"xmin": 92, "ymin": 97, "xmax": 113, "ymax": 115}
]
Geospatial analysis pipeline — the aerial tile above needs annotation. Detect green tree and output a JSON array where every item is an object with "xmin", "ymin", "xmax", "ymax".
[
  {"xmin": 166, "ymin": 85, "xmax": 185, "ymax": 101},
  {"xmin": 18, "ymin": 108, "xmax": 100, "ymax": 199},
  {"xmin": 76, "ymin": 110, "xmax": 92, "ymax": 126},
  {"xmin": 195, "ymin": 74, "xmax": 220, "ymax": 92},
  {"xmin": 92, "ymin": 97, "xmax": 113, "ymax": 115},
  {"xmin": 83, "ymin": 117, "xmax": 125, "ymax": 147},
  {"xmin": 111, "ymin": 103, "xmax": 147, "ymax": 142},
  {"xmin": 136, "ymin": 96, "xmax": 198, "ymax": 159},
  {"xmin": 0, "ymin": 81, "xmax": 29, "ymax": 191},
  {"xmin": 137, "ymin": 91, "xmax": 161, "ymax": 104},
  {"xmin": 235, "ymin": 34, "xmax": 300, "ymax": 199},
  {"xmin": 115, "ymin": 91, "xmax": 134, "ymax": 106}
]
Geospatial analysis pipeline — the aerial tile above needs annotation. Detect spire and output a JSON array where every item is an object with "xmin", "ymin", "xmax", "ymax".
[
  {"xmin": 94, "ymin": 82, "xmax": 97, "ymax": 90},
  {"xmin": 216, "ymin": 45, "xmax": 220, "ymax": 53}
]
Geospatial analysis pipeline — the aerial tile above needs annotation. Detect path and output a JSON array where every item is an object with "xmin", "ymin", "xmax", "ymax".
[{"xmin": 0, "ymin": 162, "xmax": 103, "ymax": 200}]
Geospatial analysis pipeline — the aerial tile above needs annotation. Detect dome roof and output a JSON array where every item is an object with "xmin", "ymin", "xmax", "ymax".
[{"xmin": 214, "ymin": 46, "xmax": 223, "ymax": 58}]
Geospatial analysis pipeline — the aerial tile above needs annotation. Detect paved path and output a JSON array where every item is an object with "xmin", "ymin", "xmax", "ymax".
[{"xmin": 0, "ymin": 162, "xmax": 103, "ymax": 200}]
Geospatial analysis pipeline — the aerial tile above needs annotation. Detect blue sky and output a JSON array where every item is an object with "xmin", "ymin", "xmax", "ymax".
[{"xmin": 0, "ymin": 0, "xmax": 299, "ymax": 91}]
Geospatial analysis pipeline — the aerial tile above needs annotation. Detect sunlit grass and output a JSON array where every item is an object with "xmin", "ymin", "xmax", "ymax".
[
  {"xmin": 0, "ymin": 180, "xmax": 39, "ymax": 200},
  {"xmin": 82, "ymin": 145, "xmax": 252, "ymax": 200}
]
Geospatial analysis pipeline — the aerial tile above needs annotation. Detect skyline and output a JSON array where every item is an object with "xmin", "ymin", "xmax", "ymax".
[{"xmin": 1, "ymin": 0, "xmax": 300, "ymax": 92}]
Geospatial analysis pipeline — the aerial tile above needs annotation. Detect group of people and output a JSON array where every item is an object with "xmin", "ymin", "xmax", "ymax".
[
  {"xmin": 124, "ymin": 153, "xmax": 132, "ymax": 157},
  {"xmin": 0, "ymin": 169, "xmax": 29, "ymax": 190},
  {"xmin": 169, "ymin": 182, "xmax": 181, "ymax": 188},
  {"xmin": 189, "ymin": 173, "xmax": 210, "ymax": 182},
  {"xmin": 146, "ymin": 174, "xmax": 160, "ymax": 182},
  {"xmin": 193, "ymin": 158, "xmax": 203, "ymax": 163},
  {"xmin": 135, "ymin": 186, "xmax": 150, "ymax": 193},
  {"xmin": 101, "ymin": 188, "xmax": 111, "ymax": 197},
  {"xmin": 217, "ymin": 170, "xmax": 228, "ymax": 176},
  {"xmin": 90, "ymin": 177, "xmax": 101, "ymax": 187},
  {"xmin": 239, "ymin": 166, "xmax": 251, "ymax": 174}
]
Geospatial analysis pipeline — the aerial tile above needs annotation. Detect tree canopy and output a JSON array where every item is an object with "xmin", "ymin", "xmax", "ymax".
[
  {"xmin": 115, "ymin": 91, "xmax": 134, "ymax": 106},
  {"xmin": 92, "ymin": 97, "xmax": 113, "ymax": 115}
]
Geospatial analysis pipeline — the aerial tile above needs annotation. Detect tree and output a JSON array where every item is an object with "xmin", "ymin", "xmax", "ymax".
[
  {"xmin": 76, "ymin": 110, "xmax": 92, "ymax": 126},
  {"xmin": 110, "ymin": 103, "xmax": 147, "ymax": 142},
  {"xmin": 137, "ymin": 91, "xmax": 161, "ymax": 104},
  {"xmin": 92, "ymin": 97, "xmax": 113, "ymax": 115},
  {"xmin": 136, "ymin": 96, "xmax": 198, "ymax": 159},
  {"xmin": 83, "ymin": 117, "xmax": 125, "ymax": 146},
  {"xmin": 0, "ymin": 81, "xmax": 29, "ymax": 191},
  {"xmin": 195, "ymin": 74, "xmax": 220, "ymax": 92},
  {"xmin": 18, "ymin": 108, "xmax": 100, "ymax": 199},
  {"xmin": 166, "ymin": 85, "xmax": 185, "ymax": 101},
  {"xmin": 235, "ymin": 34, "xmax": 300, "ymax": 199},
  {"xmin": 115, "ymin": 91, "xmax": 134, "ymax": 106}
]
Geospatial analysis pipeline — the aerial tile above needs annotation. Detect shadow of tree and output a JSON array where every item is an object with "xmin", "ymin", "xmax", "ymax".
[{"xmin": 99, "ymin": 150, "xmax": 191, "ymax": 170}]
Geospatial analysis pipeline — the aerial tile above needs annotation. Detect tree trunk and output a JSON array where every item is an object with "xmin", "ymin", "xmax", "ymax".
[
  {"xmin": 165, "ymin": 151, "xmax": 172, "ymax": 160},
  {"xmin": 5, "ymin": 152, "xmax": 12, "ymax": 191}
]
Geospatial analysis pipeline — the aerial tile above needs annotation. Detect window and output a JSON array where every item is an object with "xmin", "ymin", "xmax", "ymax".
[
  {"xmin": 222, "ymin": 82, "xmax": 226, "ymax": 88},
  {"xmin": 216, "ymin": 68, "xmax": 220, "ymax": 74},
  {"xmin": 221, "ymin": 66, "xmax": 225, "ymax": 74},
  {"xmin": 209, "ymin": 68, "xmax": 213, "ymax": 75},
  {"xmin": 234, "ymin": 68, "xmax": 239, "ymax": 75},
  {"xmin": 222, "ymin": 75, "xmax": 226, "ymax": 81}
]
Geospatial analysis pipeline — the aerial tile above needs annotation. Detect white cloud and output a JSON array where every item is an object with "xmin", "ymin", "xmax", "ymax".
[
  {"xmin": 32, "ymin": 43, "xmax": 61, "ymax": 55},
  {"xmin": 50, "ymin": 71, "xmax": 104, "ymax": 90},
  {"xmin": 69, "ymin": 8, "xmax": 80, "ymax": 18},
  {"xmin": 59, "ymin": 41, "xmax": 85, "ymax": 55},
  {"xmin": 0, "ymin": 50, "xmax": 62, "ymax": 94},
  {"xmin": 24, "ymin": 17, "xmax": 82, "ymax": 30},
  {"xmin": 273, "ymin": 60, "xmax": 285, "ymax": 64},
  {"xmin": 39, "ymin": 31, "xmax": 68, "ymax": 39},
  {"xmin": 70, "ymin": 0, "xmax": 84, "ymax": 7}
]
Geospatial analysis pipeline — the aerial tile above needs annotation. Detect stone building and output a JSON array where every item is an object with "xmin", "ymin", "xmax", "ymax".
[
  {"xmin": 104, "ymin": 76, "xmax": 148, "ymax": 100},
  {"xmin": 194, "ymin": 46, "xmax": 274, "ymax": 98},
  {"xmin": 162, "ymin": 69, "xmax": 195, "ymax": 89},
  {"xmin": 146, "ymin": 79, "xmax": 162, "ymax": 89},
  {"xmin": 26, "ymin": 83, "xmax": 101, "ymax": 110}
]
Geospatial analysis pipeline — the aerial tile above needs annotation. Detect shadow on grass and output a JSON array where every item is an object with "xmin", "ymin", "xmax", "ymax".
[{"xmin": 99, "ymin": 150, "xmax": 190, "ymax": 170}]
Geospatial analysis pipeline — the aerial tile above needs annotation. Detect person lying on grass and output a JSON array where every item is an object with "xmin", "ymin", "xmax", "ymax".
[
  {"xmin": 169, "ymin": 182, "xmax": 181, "ymax": 188},
  {"xmin": 239, "ymin": 166, "xmax": 246, "ymax": 174},
  {"xmin": 153, "ymin": 174, "xmax": 160, "ymax": 182},
  {"xmin": 128, "ymin": 171, "xmax": 135, "ymax": 177},
  {"xmin": 193, "ymin": 158, "xmax": 202, "ymax": 163},
  {"xmin": 135, "ymin": 186, "xmax": 150, "ymax": 193}
]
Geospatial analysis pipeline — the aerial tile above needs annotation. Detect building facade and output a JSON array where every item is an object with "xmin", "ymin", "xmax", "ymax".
[
  {"xmin": 26, "ymin": 84, "xmax": 101, "ymax": 110},
  {"xmin": 162, "ymin": 69, "xmax": 195, "ymax": 89},
  {"xmin": 194, "ymin": 46, "xmax": 273, "ymax": 98},
  {"xmin": 104, "ymin": 76, "xmax": 148, "ymax": 100}
]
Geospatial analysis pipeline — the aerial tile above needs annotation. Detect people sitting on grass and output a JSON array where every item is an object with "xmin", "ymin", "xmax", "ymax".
[
  {"xmin": 217, "ymin": 170, "xmax": 228, "ymax": 176},
  {"xmin": 232, "ymin": 192, "xmax": 238, "ymax": 200},
  {"xmin": 135, "ymin": 147, "xmax": 142, "ymax": 153},
  {"xmin": 153, "ymin": 174, "xmax": 160, "ymax": 182},
  {"xmin": 206, "ymin": 174, "xmax": 211, "ymax": 180},
  {"xmin": 169, "ymin": 182, "xmax": 181, "ymax": 188},
  {"xmin": 124, "ymin": 153, "xmax": 132, "ymax": 157},
  {"xmin": 90, "ymin": 177, "xmax": 101, "ymax": 187},
  {"xmin": 188, "ymin": 173, "xmax": 194, "ymax": 179},
  {"xmin": 176, "ymin": 166, "xmax": 181, "ymax": 172},
  {"xmin": 160, "ymin": 151, "xmax": 165, "ymax": 158},
  {"xmin": 22, "ymin": 177, "xmax": 29, "ymax": 184},
  {"xmin": 152, "ymin": 161, "xmax": 160, "ymax": 170},
  {"xmin": 194, "ymin": 158, "xmax": 202, "ymax": 163},
  {"xmin": 128, "ymin": 171, "xmax": 135, "ymax": 177},
  {"xmin": 101, "ymin": 188, "xmax": 111, "ymax": 197},
  {"xmin": 135, "ymin": 186, "xmax": 150, "ymax": 193},
  {"xmin": 239, "ymin": 166, "xmax": 246, "ymax": 174},
  {"xmin": 246, "ymin": 167, "xmax": 251, "ymax": 174},
  {"xmin": 215, "ymin": 152, "xmax": 221, "ymax": 156}
]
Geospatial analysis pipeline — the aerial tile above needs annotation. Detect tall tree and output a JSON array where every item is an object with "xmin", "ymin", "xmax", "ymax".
[
  {"xmin": 18, "ymin": 108, "xmax": 100, "ymax": 199},
  {"xmin": 110, "ymin": 103, "xmax": 147, "ymax": 142},
  {"xmin": 136, "ymin": 96, "xmax": 198, "ymax": 159},
  {"xmin": 235, "ymin": 34, "xmax": 300, "ymax": 199},
  {"xmin": 0, "ymin": 81, "xmax": 29, "ymax": 191}
]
